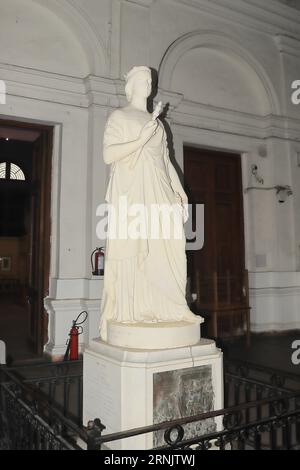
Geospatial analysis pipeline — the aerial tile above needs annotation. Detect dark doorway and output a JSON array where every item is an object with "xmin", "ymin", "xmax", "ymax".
[
  {"xmin": 184, "ymin": 147, "xmax": 248, "ymax": 340},
  {"xmin": 0, "ymin": 121, "xmax": 53, "ymax": 361}
]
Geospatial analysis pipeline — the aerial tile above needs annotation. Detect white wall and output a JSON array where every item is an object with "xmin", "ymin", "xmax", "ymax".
[
  {"xmin": 0, "ymin": 0, "xmax": 90, "ymax": 77},
  {"xmin": 0, "ymin": 0, "xmax": 300, "ymax": 357}
]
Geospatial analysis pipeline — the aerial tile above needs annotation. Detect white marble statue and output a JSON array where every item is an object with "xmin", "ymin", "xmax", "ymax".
[{"xmin": 99, "ymin": 66, "xmax": 201, "ymax": 342}]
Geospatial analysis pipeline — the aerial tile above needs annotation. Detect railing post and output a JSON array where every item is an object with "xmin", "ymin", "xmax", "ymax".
[
  {"xmin": 87, "ymin": 419, "xmax": 106, "ymax": 450},
  {"xmin": 270, "ymin": 422, "xmax": 277, "ymax": 450},
  {"xmin": 282, "ymin": 417, "xmax": 291, "ymax": 450},
  {"xmin": 254, "ymin": 430, "xmax": 261, "ymax": 450}
]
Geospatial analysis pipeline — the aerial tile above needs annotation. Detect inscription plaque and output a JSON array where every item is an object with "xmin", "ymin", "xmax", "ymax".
[{"xmin": 153, "ymin": 365, "xmax": 215, "ymax": 447}]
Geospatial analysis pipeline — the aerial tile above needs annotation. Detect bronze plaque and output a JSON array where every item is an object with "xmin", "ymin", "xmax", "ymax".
[{"xmin": 153, "ymin": 365, "xmax": 215, "ymax": 447}]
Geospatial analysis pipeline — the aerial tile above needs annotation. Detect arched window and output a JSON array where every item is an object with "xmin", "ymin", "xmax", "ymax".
[
  {"xmin": 0, "ymin": 162, "xmax": 6, "ymax": 179},
  {"xmin": 0, "ymin": 162, "xmax": 26, "ymax": 181},
  {"xmin": 10, "ymin": 163, "xmax": 26, "ymax": 180}
]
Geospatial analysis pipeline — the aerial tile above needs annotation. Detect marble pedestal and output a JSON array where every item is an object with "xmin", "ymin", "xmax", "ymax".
[
  {"xmin": 107, "ymin": 319, "xmax": 203, "ymax": 349},
  {"xmin": 83, "ymin": 338, "xmax": 223, "ymax": 450}
]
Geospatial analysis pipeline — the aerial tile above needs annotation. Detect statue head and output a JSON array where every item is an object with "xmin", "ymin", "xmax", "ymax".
[{"xmin": 124, "ymin": 66, "xmax": 152, "ymax": 103}]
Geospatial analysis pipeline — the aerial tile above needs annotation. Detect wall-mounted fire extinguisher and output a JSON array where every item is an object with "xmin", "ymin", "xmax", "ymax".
[
  {"xmin": 64, "ymin": 311, "xmax": 88, "ymax": 361},
  {"xmin": 91, "ymin": 247, "xmax": 105, "ymax": 276}
]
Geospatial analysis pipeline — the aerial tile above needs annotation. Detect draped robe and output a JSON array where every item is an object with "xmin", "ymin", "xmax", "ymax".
[{"xmin": 99, "ymin": 108, "xmax": 198, "ymax": 341}]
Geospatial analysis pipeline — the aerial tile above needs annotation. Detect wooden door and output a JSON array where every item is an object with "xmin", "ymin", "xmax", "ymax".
[
  {"xmin": 27, "ymin": 130, "xmax": 52, "ymax": 355},
  {"xmin": 0, "ymin": 120, "xmax": 53, "ymax": 357},
  {"xmin": 184, "ymin": 147, "xmax": 245, "ymax": 330}
]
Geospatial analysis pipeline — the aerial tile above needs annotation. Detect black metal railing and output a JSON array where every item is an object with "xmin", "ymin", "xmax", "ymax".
[
  {"xmin": 0, "ymin": 381, "xmax": 76, "ymax": 450},
  {"xmin": 225, "ymin": 358, "xmax": 300, "ymax": 394},
  {"xmin": 86, "ymin": 391, "xmax": 300, "ymax": 450},
  {"xmin": 85, "ymin": 358, "xmax": 300, "ymax": 450},
  {"xmin": 1, "ymin": 358, "xmax": 300, "ymax": 450},
  {"xmin": 2, "ymin": 360, "xmax": 83, "ymax": 425},
  {"xmin": 0, "ymin": 365, "xmax": 90, "ymax": 450}
]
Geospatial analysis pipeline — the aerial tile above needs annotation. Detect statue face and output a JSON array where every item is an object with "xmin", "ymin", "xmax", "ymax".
[{"xmin": 131, "ymin": 71, "xmax": 152, "ymax": 100}]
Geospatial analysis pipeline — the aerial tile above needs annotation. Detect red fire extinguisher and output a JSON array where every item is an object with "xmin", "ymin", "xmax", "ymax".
[
  {"xmin": 91, "ymin": 247, "xmax": 105, "ymax": 276},
  {"xmin": 64, "ymin": 311, "xmax": 88, "ymax": 361}
]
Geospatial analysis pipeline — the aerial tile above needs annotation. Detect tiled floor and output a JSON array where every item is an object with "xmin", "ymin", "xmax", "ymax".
[
  {"xmin": 1, "ymin": 292, "xmax": 300, "ymax": 376},
  {"xmin": 0, "ymin": 294, "xmax": 37, "ymax": 363}
]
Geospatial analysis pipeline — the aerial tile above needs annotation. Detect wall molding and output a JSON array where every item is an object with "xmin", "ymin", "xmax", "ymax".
[
  {"xmin": 170, "ymin": 107, "xmax": 300, "ymax": 142},
  {"xmin": 274, "ymin": 33, "xmax": 300, "ymax": 58},
  {"xmin": 251, "ymin": 321, "xmax": 300, "ymax": 332},
  {"xmin": 249, "ymin": 270, "xmax": 300, "ymax": 289},
  {"xmin": 123, "ymin": 0, "xmax": 153, "ymax": 7},
  {"xmin": 1, "ymin": 62, "xmax": 300, "ymax": 143},
  {"xmin": 249, "ymin": 272, "xmax": 300, "ymax": 333},
  {"xmin": 0, "ymin": 63, "xmax": 119, "ymax": 109},
  {"xmin": 44, "ymin": 297, "xmax": 101, "ymax": 357},
  {"xmin": 1, "ymin": 61, "xmax": 300, "ymax": 160},
  {"xmin": 172, "ymin": 0, "xmax": 300, "ymax": 39},
  {"xmin": 250, "ymin": 286, "xmax": 300, "ymax": 298}
]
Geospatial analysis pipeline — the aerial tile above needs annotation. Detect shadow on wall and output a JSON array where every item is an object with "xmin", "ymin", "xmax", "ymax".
[{"xmin": 147, "ymin": 68, "xmax": 184, "ymax": 187}]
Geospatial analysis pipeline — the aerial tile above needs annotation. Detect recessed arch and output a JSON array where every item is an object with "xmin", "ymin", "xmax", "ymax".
[
  {"xmin": 0, "ymin": 0, "xmax": 107, "ymax": 77},
  {"xmin": 33, "ymin": 0, "xmax": 108, "ymax": 76},
  {"xmin": 34, "ymin": 0, "xmax": 108, "ymax": 76},
  {"xmin": 158, "ymin": 30, "xmax": 281, "ymax": 116}
]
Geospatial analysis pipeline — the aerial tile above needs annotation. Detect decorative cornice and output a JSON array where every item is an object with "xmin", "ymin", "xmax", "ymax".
[
  {"xmin": 170, "ymin": 99, "xmax": 300, "ymax": 142},
  {"xmin": 171, "ymin": 0, "xmax": 300, "ymax": 39},
  {"xmin": 0, "ymin": 63, "xmax": 120, "ymax": 109},
  {"xmin": 84, "ymin": 75, "xmax": 123, "ymax": 108},
  {"xmin": 247, "ymin": 0, "xmax": 300, "ymax": 25},
  {"xmin": 1, "ymin": 62, "xmax": 300, "ymax": 142},
  {"xmin": 0, "ymin": 63, "xmax": 89, "ymax": 108}
]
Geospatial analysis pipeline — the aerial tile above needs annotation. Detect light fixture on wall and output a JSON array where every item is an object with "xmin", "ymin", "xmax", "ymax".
[
  {"xmin": 275, "ymin": 185, "xmax": 293, "ymax": 203},
  {"xmin": 244, "ymin": 184, "xmax": 293, "ymax": 203},
  {"xmin": 244, "ymin": 164, "xmax": 293, "ymax": 203}
]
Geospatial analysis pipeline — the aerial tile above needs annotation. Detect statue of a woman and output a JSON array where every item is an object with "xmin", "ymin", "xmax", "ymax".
[{"xmin": 99, "ymin": 66, "xmax": 201, "ymax": 343}]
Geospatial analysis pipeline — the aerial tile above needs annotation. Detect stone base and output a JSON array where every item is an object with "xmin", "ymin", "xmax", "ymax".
[
  {"xmin": 83, "ymin": 338, "xmax": 223, "ymax": 450},
  {"xmin": 107, "ymin": 319, "xmax": 203, "ymax": 349}
]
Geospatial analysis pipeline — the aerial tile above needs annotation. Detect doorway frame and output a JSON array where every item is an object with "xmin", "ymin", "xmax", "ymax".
[{"xmin": 0, "ymin": 118, "xmax": 53, "ymax": 356}]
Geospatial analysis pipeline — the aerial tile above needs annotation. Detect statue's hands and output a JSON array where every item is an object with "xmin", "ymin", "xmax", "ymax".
[
  {"xmin": 175, "ymin": 193, "xmax": 189, "ymax": 224},
  {"xmin": 139, "ymin": 120, "xmax": 158, "ymax": 145}
]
